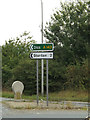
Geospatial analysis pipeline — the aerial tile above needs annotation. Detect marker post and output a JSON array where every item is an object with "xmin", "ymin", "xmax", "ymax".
[
  {"xmin": 46, "ymin": 60, "xmax": 48, "ymax": 106},
  {"xmin": 36, "ymin": 60, "xmax": 39, "ymax": 105}
]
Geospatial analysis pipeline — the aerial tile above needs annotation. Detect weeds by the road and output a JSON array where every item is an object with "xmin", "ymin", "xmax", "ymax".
[
  {"xmin": 2, "ymin": 91, "xmax": 14, "ymax": 98},
  {"xmin": 2, "ymin": 100, "xmax": 87, "ymax": 110},
  {"xmin": 2, "ymin": 90, "xmax": 88, "ymax": 102},
  {"xmin": 49, "ymin": 90, "xmax": 88, "ymax": 102}
]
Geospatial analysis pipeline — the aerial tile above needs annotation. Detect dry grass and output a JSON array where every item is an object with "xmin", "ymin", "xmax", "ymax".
[
  {"xmin": 2, "ymin": 91, "xmax": 14, "ymax": 98},
  {"xmin": 2, "ymin": 101, "xmax": 87, "ymax": 110},
  {"xmin": 49, "ymin": 90, "xmax": 88, "ymax": 102},
  {"xmin": 2, "ymin": 90, "xmax": 88, "ymax": 102}
]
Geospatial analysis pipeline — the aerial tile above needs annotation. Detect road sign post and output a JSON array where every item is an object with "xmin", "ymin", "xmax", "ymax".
[
  {"xmin": 41, "ymin": 59, "xmax": 44, "ymax": 96},
  {"xmin": 30, "ymin": 43, "xmax": 54, "ymax": 106},
  {"xmin": 36, "ymin": 60, "xmax": 39, "ymax": 106},
  {"xmin": 46, "ymin": 60, "xmax": 48, "ymax": 106},
  {"xmin": 41, "ymin": 0, "xmax": 44, "ymax": 96}
]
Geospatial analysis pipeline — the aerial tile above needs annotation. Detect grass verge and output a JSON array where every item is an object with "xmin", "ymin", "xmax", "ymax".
[
  {"xmin": 2, "ymin": 90, "xmax": 88, "ymax": 102},
  {"xmin": 2, "ymin": 101, "xmax": 87, "ymax": 110},
  {"xmin": 49, "ymin": 90, "xmax": 88, "ymax": 102}
]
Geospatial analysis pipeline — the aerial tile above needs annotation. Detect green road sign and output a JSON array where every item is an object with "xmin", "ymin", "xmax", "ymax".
[{"xmin": 30, "ymin": 43, "xmax": 54, "ymax": 51}]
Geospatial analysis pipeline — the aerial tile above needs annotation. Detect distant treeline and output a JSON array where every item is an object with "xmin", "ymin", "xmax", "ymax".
[{"xmin": 2, "ymin": 0, "xmax": 89, "ymax": 95}]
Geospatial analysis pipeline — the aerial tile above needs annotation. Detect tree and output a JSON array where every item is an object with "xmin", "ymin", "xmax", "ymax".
[
  {"xmin": 2, "ymin": 31, "xmax": 35, "ymax": 89},
  {"xmin": 11, "ymin": 59, "xmax": 36, "ymax": 95},
  {"xmin": 65, "ymin": 59, "xmax": 88, "ymax": 90},
  {"xmin": 44, "ymin": 0, "xmax": 89, "ymax": 91},
  {"xmin": 44, "ymin": 0, "xmax": 89, "ymax": 63}
]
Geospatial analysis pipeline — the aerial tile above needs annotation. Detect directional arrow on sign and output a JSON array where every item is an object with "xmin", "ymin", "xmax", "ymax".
[
  {"xmin": 30, "ymin": 44, "xmax": 33, "ymax": 50},
  {"xmin": 30, "ymin": 53, "xmax": 33, "ymax": 58}
]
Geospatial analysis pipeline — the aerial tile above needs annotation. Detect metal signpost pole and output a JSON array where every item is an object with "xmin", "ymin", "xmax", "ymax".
[
  {"xmin": 41, "ymin": 59, "xmax": 44, "ymax": 96},
  {"xmin": 41, "ymin": 0, "xmax": 43, "ymax": 44},
  {"xmin": 46, "ymin": 60, "xmax": 48, "ymax": 106},
  {"xmin": 41, "ymin": 0, "xmax": 44, "ymax": 96},
  {"xmin": 37, "ymin": 60, "xmax": 39, "ymax": 105}
]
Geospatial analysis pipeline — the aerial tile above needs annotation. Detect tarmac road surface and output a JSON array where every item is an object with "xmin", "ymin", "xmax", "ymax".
[
  {"xmin": 0, "ymin": 97, "xmax": 89, "ymax": 119},
  {"xmin": 1, "ymin": 104, "xmax": 88, "ymax": 118}
]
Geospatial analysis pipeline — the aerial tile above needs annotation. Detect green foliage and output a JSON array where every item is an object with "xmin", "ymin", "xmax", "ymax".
[
  {"xmin": 2, "ymin": 31, "xmax": 35, "ymax": 90},
  {"xmin": 44, "ymin": 0, "xmax": 89, "ymax": 63},
  {"xmin": 2, "ymin": 91, "xmax": 14, "ymax": 98},
  {"xmin": 44, "ymin": 0, "xmax": 88, "ymax": 91},
  {"xmin": 48, "ymin": 59, "xmax": 66, "ymax": 91},
  {"xmin": 12, "ymin": 59, "xmax": 36, "ymax": 95},
  {"xmin": 65, "ymin": 59, "xmax": 88, "ymax": 90}
]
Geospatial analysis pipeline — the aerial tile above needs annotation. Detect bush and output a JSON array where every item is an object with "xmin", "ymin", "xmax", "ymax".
[{"xmin": 65, "ymin": 60, "xmax": 88, "ymax": 90}]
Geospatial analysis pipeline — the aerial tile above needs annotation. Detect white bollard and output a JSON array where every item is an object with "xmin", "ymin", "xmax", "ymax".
[{"xmin": 12, "ymin": 81, "xmax": 24, "ymax": 99}]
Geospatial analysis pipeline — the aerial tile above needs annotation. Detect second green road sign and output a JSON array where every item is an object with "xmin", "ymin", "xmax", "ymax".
[{"xmin": 30, "ymin": 43, "xmax": 54, "ymax": 51}]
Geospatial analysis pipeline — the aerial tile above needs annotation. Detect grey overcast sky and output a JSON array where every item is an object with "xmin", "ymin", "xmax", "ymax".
[
  {"xmin": 0, "ymin": 0, "xmax": 69, "ymax": 45},
  {"xmin": 2, "ymin": 0, "xmax": 89, "ymax": 45}
]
